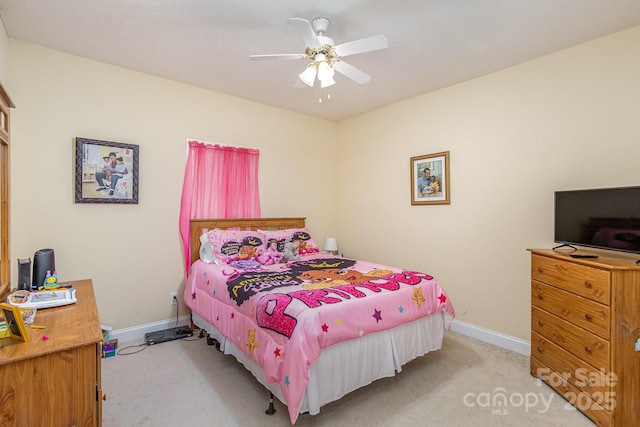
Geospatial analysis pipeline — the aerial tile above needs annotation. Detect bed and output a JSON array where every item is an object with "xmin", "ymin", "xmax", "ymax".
[{"xmin": 184, "ymin": 217, "xmax": 455, "ymax": 424}]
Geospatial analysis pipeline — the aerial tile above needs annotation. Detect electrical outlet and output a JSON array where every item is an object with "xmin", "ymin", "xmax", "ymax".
[{"xmin": 169, "ymin": 292, "xmax": 178, "ymax": 306}]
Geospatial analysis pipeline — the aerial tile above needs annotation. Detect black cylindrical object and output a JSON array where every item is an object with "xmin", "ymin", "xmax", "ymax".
[{"xmin": 33, "ymin": 248, "xmax": 55, "ymax": 290}]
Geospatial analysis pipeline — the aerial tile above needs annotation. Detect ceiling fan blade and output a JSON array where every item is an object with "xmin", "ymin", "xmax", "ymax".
[
  {"xmin": 333, "ymin": 35, "xmax": 388, "ymax": 57},
  {"xmin": 332, "ymin": 60, "xmax": 371, "ymax": 85},
  {"xmin": 289, "ymin": 18, "xmax": 322, "ymax": 49},
  {"xmin": 250, "ymin": 53, "xmax": 307, "ymax": 61}
]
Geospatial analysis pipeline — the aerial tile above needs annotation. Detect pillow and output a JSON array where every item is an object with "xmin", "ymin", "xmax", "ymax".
[
  {"xmin": 207, "ymin": 229, "xmax": 266, "ymax": 264},
  {"xmin": 259, "ymin": 228, "xmax": 320, "ymax": 257}
]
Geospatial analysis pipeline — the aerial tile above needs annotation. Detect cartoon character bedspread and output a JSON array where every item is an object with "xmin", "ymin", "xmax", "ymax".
[{"xmin": 185, "ymin": 254, "xmax": 455, "ymax": 424}]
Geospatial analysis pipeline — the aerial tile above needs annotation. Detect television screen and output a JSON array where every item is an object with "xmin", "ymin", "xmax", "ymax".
[{"xmin": 554, "ymin": 186, "xmax": 640, "ymax": 254}]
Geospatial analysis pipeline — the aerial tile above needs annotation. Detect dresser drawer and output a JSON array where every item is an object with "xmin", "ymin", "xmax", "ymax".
[
  {"xmin": 531, "ymin": 356, "xmax": 612, "ymax": 427},
  {"xmin": 531, "ymin": 254, "xmax": 610, "ymax": 305},
  {"xmin": 532, "ymin": 306, "xmax": 609, "ymax": 371},
  {"xmin": 531, "ymin": 332, "xmax": 613, "ymax": 399},
  {"xmin": 532, "ymin": 281, "xmax": 610, "ymax": 339}
]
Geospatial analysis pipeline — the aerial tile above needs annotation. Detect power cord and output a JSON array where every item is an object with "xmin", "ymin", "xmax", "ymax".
[
  {"xmin": 112, "ymin": 294, "xmax": 201, "ymax": 355},
  {"xmin": 169, "ymin": 292, "xmax": 199, "ymax": 340},
  {"xmin": 116, "ymin": 342, "xmax": 149, "ymax": 355}
]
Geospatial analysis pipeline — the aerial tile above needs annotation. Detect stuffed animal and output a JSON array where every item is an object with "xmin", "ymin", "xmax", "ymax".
[
  {"xmin": 282, "ymin": 240, "xmax": 300, "ymax": 263},
  {"xmin": 39, "ymin": 270, "xmax": 59, "ymax": 290},
  {"xmin": 199, "ymin": 233, "xmax": 215, "ymax": 264},
  {"xmin": 256, "ymin": 241, "xmax": 283, "ymax": 265}
]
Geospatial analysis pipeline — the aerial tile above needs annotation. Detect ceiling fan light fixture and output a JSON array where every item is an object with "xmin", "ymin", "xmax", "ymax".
[
  {"xmin": 251, "ymin": 17, "xmax": 388, "ymax": 90},
  {"xmin": 317, "ymin": 60, "xmax": 335, "ymax": 81},
  {"xmin": 299, "ymin": 64, "xmax": 317, "ymax": 87},
  {"xmin": 320, "ymin": 76, "xmax": 335, "ymax": 88}
]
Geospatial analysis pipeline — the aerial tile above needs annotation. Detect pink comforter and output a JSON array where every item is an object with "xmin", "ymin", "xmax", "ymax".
[{"xmin": 185, "ymin": 254, "xmax": 455, "ymax": 423}]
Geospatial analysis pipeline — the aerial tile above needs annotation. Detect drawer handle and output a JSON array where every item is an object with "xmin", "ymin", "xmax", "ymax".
[
  {"xmin": 584, "ymin": 346, "xmax": 592, "ymax": 353},
  {"xmin": 537, "ymin": 320, "xmax": 544, "ymax": 327},
  {"xmin": 584, "ymin": 313, "xmax": 593, "ymax": 321},
  {"xmin": 584, "ymin": 281, "xmax": 592, "ymax": 289},
  {"xmin": 537, "ymin": 267, "xmax": 544, "ymax": 273},
  {"xmin": 537, "ymin": 347, "xmax": 544, "ymax": 353},
  {"xmin": 537, "ymin": 294, "xmax": 543, "ymax": 300}
]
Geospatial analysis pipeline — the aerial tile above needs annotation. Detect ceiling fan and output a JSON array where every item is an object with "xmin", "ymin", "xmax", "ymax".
[{"xmin": 250, "ymin": 17, "xmax": 388, "ymax": 88}]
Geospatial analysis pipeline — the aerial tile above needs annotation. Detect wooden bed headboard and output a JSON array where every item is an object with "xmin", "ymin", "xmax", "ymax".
[{"xmin": 189, "ymin": 217, "xmax": 306, "ymax": 265}]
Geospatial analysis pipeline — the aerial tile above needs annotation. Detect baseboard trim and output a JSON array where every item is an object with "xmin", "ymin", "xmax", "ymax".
[
  {"xmin": 108, "ymin": 316, "xmax": 531, "ymax": 356},
  {"xmin": 450, "ymin": 319, "xmax": 531, "ymax": 356},
  {"xmin": 109, "ymin": 315, "xmax": 192, "ymax": 343}
]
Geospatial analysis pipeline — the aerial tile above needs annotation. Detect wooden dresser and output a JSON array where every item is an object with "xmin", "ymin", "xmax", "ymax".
[
  {"xmin": 529, "ymin": 249, "xmax": 640, "ymax": 426},
  {"xmin": 0, "ymin": 283, "xmax": 8, "ymax": 303},
  {"xmin": 0, "ymin": 279, "xmax": 103, "ymax": 426}
]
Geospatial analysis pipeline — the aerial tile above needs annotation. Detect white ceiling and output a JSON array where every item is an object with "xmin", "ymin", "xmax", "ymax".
[{"xmin": 1, "ymin": 1, "xmax": 639, "ymax": 122}]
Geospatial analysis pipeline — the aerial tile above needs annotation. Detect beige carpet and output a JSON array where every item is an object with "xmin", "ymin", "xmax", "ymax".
[{"xmin": 101, "ymin": 331, "xmax": 595, "ymax": 426}]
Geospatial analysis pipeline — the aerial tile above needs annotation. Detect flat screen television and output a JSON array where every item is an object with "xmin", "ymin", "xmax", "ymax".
[{"xmin": 554, "ymin": 186, "xmax": 640, "ymax": 254}]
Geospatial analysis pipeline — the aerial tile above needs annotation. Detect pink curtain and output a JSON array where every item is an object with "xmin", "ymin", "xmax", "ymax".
[{"xmin": 179, "ymin": 140, "xmax": 261, "ymax": 274}]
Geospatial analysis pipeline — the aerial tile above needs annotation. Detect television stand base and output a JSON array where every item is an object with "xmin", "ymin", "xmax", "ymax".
[{"xmin": 552, "ymin": 243, "xmax": 577, "ymax": 251}]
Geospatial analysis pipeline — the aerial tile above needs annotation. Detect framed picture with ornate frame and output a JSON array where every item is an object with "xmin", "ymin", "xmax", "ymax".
[
  {"xmin": 410, "ymin": 151, "xmax": 450, "ymax": 205},
  {"xmin": 74, "ymin": 137, "xmax": 139, "ymax": 204}
]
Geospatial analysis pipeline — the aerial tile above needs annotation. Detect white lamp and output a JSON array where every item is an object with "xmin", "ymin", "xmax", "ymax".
[
  {"xmin": 324, "ymin": 237, "xmax": 338, "ymax": 255},
  {"xmin": 317, "ymin": 60, "xmax": 336, "ymax": 88},
  {"xmin": 299, "ymin": 64, "xmax": 317, "ymax": 87},
  {"xmin": 320, "ymin": 75, "xmax": 336, "ymax": 88}
]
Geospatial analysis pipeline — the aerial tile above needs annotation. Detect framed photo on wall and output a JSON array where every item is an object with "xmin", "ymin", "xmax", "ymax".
[
  {"xmin": 74, "ymin": 137, "xmax": 139, "ymax": 204},
  {"xmin": 410, "ymin": 151, "xmax": 450, "ymax": 205}
]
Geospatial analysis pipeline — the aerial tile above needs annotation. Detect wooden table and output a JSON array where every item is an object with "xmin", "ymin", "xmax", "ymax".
[
  {"xmin": 0, "ymin": 283, "xmax": 8, "ymax": 302},
  {"xmin": 0, "ymin": 279, "xmax": 103, "ymax": 426}
]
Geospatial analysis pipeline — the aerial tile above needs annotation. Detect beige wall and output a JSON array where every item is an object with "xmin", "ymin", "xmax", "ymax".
[
  {"xmin": 6, "ymin": 41, "xmax": 338, "ymax": 329},
  {"xmin": 0, "ymin": 18, "xmax": 7, "ymax": 81},
  {"xmin": 337, "ymin": 26, "xmax": 640, "ymax": 340},
  {"xmin": 5, "ymin": 26, "xmax": 640, "ymax": 340}
]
